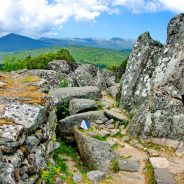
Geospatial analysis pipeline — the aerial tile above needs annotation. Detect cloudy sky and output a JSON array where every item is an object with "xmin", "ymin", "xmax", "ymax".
[{"xmin": 0, "ymin": 0, "xmax": 183, "ymax": 42}]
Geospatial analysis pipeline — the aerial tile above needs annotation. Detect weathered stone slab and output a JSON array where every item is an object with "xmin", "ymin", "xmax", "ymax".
[
  {"xmin": 50, "ymin": 86, "xmax": 101, "ymax": 104},
  {"xmin": 87, "ymin": 170, "xmax": 106, "ymax": 183},
  {"xmin": 118, "ymin": 157, "xmax": 140, "ymax": 172},
  {"xmin": 104, "ymin": 110, "xmax": 128, "ymax": 121},
  {"xmin": 69, "ymin": 98, "xmax": 97, "ymax": 115},
  {"xmin": 74, "ymin": 127, "xmax": 116, "ymax": 172},
  {"xmin": 59, "ymin": 111, "xmax": 107, "ymax": 136},
  {"xmin": 0, "ymin": 124, "xmax": 26, "ymax": 153},
  {"xmin": 2, "ymin": 103, "xmax": 47, "ymax": 132},
  {"xmin": 154, "ymin": 168, "xmax": 176, "ymax": 184}
]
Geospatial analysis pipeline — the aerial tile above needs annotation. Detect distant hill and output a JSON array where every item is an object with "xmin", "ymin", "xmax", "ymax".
[
  {"xmin": 0, "ymin": 33, "xmax": 50, "ymax": 52},
  {"xmin": 0, "ymin": 33, "xmax": 135, "ymax": 52},
  {"xmin": 41, "ymin": 37, "xmax": 135, "ymax": 50}
]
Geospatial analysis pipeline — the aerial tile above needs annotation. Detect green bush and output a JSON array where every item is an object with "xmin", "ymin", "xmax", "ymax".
[
  {"xmin": 58, "ymin": 76, "xmax": 68, "ymax": 88},
  {"xmin": 2, "ymin": 48, "xmax": 75, "ymax": 71},
  {"xmin": 109, "ymin": 58, "xmax": 128, "ymax": 82}
]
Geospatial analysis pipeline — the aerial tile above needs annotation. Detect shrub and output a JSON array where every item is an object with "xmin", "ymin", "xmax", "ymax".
[
  {"xmin": 109, "ymin": 58, "xmax": 128, "ymax": 82},
  {"xmin": 2, "ymin": 48, "xmax": 75, "ymax": 71},
  {"xmin": 58, "ymin": 76, "xmax": 68, "ymax": 88}
]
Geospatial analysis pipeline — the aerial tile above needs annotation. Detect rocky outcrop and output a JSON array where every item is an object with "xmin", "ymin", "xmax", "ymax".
[
  {"xmin": 120, "ymin": 32, "xmax": 163, "ymax": 111},
  {"xmin": 74, "ymin": 64, "xmax": 98, "ymax": 87},
  {"xmin": 48, "ymin": 60, "xmax": 78, "ymax": 74},
  {"xmin": 28, "ymin": 69, "xmax": 60, "ymax": 89},
  {"xmin": 0, "ymin": 72, "xmax": 59, "ymax": 184},
  {"xmin": 47, "ymin": 61, "xmax": 117, "ymax": 90},
  {"xmin": 120, "ymin": 13, "xmax": 184, "ymax": 142}
]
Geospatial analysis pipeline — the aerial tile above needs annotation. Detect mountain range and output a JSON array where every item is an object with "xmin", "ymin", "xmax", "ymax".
[{"xmin": 0, "ymin": 33, "xmax": 135, "ymax": 52}]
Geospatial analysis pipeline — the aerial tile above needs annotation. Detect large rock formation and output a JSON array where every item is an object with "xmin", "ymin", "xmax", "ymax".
[
  {"xmin": 120, "ymin": 32, "xmax": 163, "ymax": 111},
  {"xmin": 120, "ymin": 13, "xmax": 184, "ymax": 141}
]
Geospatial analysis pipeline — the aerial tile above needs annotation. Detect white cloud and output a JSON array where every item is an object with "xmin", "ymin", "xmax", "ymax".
[{"xmin": 0, "ymin": 0, "xmax": 183, "ymax": 37}]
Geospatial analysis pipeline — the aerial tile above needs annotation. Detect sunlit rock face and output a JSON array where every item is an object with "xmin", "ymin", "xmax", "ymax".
[
  {"xmin": 120, "ymin": 31, "xmax": 163, "ymax": 111},
  {"xmin": 120, "ymin": 13, "xmax": 184, "ymax": 141}
]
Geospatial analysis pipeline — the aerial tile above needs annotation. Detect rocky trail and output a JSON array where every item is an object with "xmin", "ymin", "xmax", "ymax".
[{"xmin": 1, "ymin": 13, "xmax": 184, "ymax": 184}]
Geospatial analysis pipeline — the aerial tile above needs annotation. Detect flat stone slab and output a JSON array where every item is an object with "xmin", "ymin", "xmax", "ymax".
[
  {"xmin": 149, "ymin": 157, "xmax": 169, "ymax": 169},
  {"xmin": 0, "ymin": 124, "xmax": 26, "ymax": 153},
  {"xmin": 2, "ymin": 103, "xmax": 46, "ymax": 132},
  {"xmin": 50, "ymin": 86, "xmax": 101, "ymax": 104},
  {"xmin": 59, "ymin": 111, "xmax": 107, "ymax": 136},
  {"xmin": 149, "ymin": 137, "xmax": 181, "ymax": 149},
  {"xmin": 87, "ymin": 170, "xmax": 106, "ymax": 183},
  {"xmin": 118, "ymin": 157, "xmax": 140, "ymax": 172},
  {"xmin": 69, "ymin": 98, "xmax": 97, "ymax": 115},
  {"xmin": 154, "ymin": 168, "xmax": 176, "ymax": 184},
  {"xmin": 74, "ymin": 127, "xmax": 116, "ymax": 172},
  {"xmin": 104, "ymin": 110, "xmax": 128, "ymax": 121}
]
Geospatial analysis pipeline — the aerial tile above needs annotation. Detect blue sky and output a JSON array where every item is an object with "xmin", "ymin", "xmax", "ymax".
[
  {"xmin": 60, "ymin": 10, "xmax": 176, "ymax": 43},
  {"xmin": 0, "ymin": 0, "xmax": 182, "ymax": 43}
]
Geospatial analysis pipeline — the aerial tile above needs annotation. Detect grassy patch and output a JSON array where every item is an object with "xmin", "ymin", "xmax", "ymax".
[
  {"xmin": 0, "ymin": 74, "xmax": 46, "ymax": 105},
  {"xmin": 111, "ymin": 143, "xmax": 119, "ymax": 150},
  {"xmin": 144, "ymin": 142, "xmax": 168, "ymax": 151},
  {"xmin": 93, "ymin": 135, "xmax": 107, "ymax": 141},
  {"xmin": 58, "ymin": 76, "xmax": 68, "ymax": 88},
  {"xmin": 21, "ymin": 75, "xmax": 39, "ymax": 83},
  {"xmin": 39, "ymin": 140, "xmax": 77, "ymax": 184},
  {"xmin": 111, "ymin": 159, "xmax": 119, "ymax": 173},
  {"xmin": 144, "ymin": 161, "xmax": 155, "ymax": 184}
]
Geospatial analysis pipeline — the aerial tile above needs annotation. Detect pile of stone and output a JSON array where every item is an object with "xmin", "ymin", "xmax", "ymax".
[{"xmin": 0, "ymin": 73, "xmax": 59, "ymax": 184}]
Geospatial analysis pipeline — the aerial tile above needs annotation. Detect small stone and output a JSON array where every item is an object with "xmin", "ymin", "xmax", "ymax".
[
  {"xmin": 110, "ymin": 129, "xmax": 120, "ymax": 136},
  {"xmin": 87, "ymin": 170, "xmax": 106, "ymax": 184},
  {"xmin": 73, "ymin": 172, "xmax": 82, "ymax": 183},
  {"xmin": 121, "ymin": 136, "xmax": 130, "ymax": 142},
  {"xmin": 130, "ymin": 139, "xmax": 144, "ymax": 150},
  {"xmin": 96, "ymin": 120, "xmax": 104, "ymax": 124},
  {"xmin": 118, "ymin": 157, "xmax": 140, "ymax": 172},
  {"xmin": 147, "ymin": 149, "xmax": 159, "ymax": 157},
  {"xmin": 105, "ymin": 119, "xmax": 114, "ymax": 125},
  {"xmin": 107, "ymin": 124, "xmax": 115, "ymax": 129},
  {"xmin": 115, "ymin": 121, "xmax": 120, "ymax": 129},
  {"xmin": 101, "ymin": 130, "xmax": 110, "ymax": 136},
  {"xmin": 107, "ymin": 139, "xmax": 116, "ymax": 147},
  {"xmin": 175, "ymin": 142, "xmax": 184, "ymax": 157},
  {"xmin": 134, "ymin": 143, "xmax": 144, "ymax": 150},
  {"xmin": 0, "ymin": 81, "xmax": 7, "ymax": 88},
  {"xmin": 120, "ymin": 129, "xmax": 127, "ymax": 136},
  {"xmin": 119, "ymin": 125, "xmax": 125, "ymax": 130}
]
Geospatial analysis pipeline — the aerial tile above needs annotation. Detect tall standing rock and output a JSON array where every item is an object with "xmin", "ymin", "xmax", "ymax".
[
  {"xmin": 120, "ymin": 32, "xmax": 163, "ymax": 111},
  {"xmin": 120, "ymin": 13, "xmax": 184, "ymax": 141}
]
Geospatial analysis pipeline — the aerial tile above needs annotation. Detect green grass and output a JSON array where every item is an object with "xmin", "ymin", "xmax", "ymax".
[
  {"xmin": 111, "ymin": 143, "xmax": 119, "ymax": 150},
  {"xmin": 39, "ymin": 141, "xmax": 74, "ymax": 184},
  {"xmin": 144, "ymin": 161, "xmax": 156, "ymax": 184},
  {"xmin": 93, "ymin": 135, "xmax": 107, "ymax": 141},
  {"xmin": 111, "ymin": 159, "xmax": 119, "ymax": 173}
]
